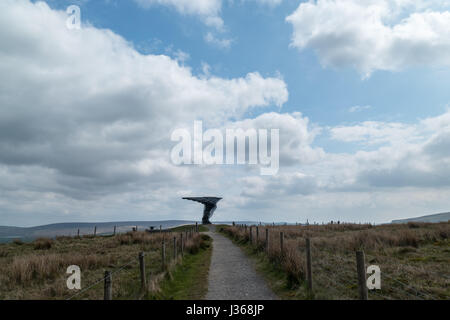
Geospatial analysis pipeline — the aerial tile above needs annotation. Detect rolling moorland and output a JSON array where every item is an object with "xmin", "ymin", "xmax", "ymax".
[
  {"xmin": 392, "ymin": 212, "xmax": 450, "ymax": 224},
  {"xmin": 3, "ymin": 212, "xmax": 448, "ymax": 243},
  {"xmin": 0, "ymin": 217, "xmax": 449, "ymax": 300}
]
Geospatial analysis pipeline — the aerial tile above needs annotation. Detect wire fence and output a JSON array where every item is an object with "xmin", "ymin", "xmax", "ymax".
[
  {"xmin": 66, "ymin": 258, "xmax": 138, "ymax": 300},
  {"xmin": 226, "ymin": 223, "xmax": 448, "ymax": 300},
  {"xmin": 64, "ymin": 225, "xmax": 200, "ymax": 300}
]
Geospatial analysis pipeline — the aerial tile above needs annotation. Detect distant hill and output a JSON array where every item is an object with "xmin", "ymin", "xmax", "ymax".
[
  {"xmin": 0, "ymin": 220, "xmax": 198, "ymax": 242},
  {"xmin": 392, "ymin": 212, "xmax": 450, "ymax": 224},
  {"xmin": 0, "ymin": 220, "xmax": 289, "ymax": 243}
]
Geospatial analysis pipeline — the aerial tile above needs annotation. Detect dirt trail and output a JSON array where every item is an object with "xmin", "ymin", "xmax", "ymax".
[{"xmin": 205, "ymin": 225, "xmax": 278, "ymax": 300}]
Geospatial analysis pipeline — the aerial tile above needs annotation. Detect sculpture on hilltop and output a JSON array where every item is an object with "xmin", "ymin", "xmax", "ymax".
[{"xmin": 183, "ymin": 197, "xmax": 222, "ymax": 224}]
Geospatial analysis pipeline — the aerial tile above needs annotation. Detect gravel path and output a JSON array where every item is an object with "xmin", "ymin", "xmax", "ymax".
[{"xmin": 205, "ymin": 225, "xmax": 278, "ymax": 300}]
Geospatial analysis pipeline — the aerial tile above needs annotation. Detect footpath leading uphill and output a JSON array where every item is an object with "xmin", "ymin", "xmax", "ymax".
[{"xmin": 205, "ymin": 225, "xmax": 278, "ymax": 300}]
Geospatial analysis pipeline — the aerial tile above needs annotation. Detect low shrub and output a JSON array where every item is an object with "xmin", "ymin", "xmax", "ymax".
[
  {"xmin": 33, "ymin": 238, "xmax": 53, "ymax": 250},
  {"xmin": 13, "ymin": 239, "xmax": 23, "ymax": 245}
]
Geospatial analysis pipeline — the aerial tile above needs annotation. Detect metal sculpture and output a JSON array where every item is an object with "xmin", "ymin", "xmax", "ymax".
[{"xmin": 182, "ymin": 197, "xmax": 222, "ymax": 224}]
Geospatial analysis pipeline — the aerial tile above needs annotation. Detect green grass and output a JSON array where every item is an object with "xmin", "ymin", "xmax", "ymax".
[
  {"xmin": 170, "ymin": 224, "xmax": 209, "ymax": 232},
  {"xmin": 150, "ymin": 234, "xmax": 212, "ymax": 300}
]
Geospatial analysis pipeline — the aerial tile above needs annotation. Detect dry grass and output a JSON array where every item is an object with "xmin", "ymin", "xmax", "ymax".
[
  {"xmin": 221, "ymin": 222, "xmax": 450, "ymax": 300},
  {"xmin": 0, "ymin": 229, "xmax": 206, "ymax": 300},
  {"xmin": 10, "ymin": 253, "xmax": 113, "ymax": 284}
]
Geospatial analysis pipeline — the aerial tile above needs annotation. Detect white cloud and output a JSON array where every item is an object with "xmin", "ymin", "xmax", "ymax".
[
  {"xmin": 134, "ymin": 0, "xmax": 224, "ymax": 29},
  {"xmin": 235, "ymin": 110, "xmax": 450, "ymax": 222},
  {"xmin": 204, "ymin": 32, "xmax": 233, "ymax": 49},
  {"xmin": 134, "ymin": 0, "xmax": 283, "ymax": 48},
  {"xmin": 421, "ymin": 108, "xmax": 450, "ymax": 130},
  {"xmin": 330, "ymin": 121, "xmax": 418, "ymax": 145},
  {"xmin": 322, "ymin": 111, "xmax": 450, "ymax": 190},
  {"xmin": 2, "ymin": 0, "xmax": 450, "ymax": 226},
  {"xmin": 226, "ymin": 112, "xmax": 324, "ymax": 166},
  {"xmin": 243, "ymin": 0, "xmax": 283, "ymax": 6},
  {"xmin": 349, "ymin": 105, "xmax": 371, "ymax": 113},
  {"xmin": 241, "ymin": 172, "xmax": 318, "ymax": 198},
  {"xmin": 286, "ymin": 0, "xmax": 450, "ymax": 77},
  {"xmin": 0, "ymin": 0, "xmax": 287, "ymax": 222},
  {"xmin": 134, "ymin": 0, "xmax": 284, "ymax": 30}
]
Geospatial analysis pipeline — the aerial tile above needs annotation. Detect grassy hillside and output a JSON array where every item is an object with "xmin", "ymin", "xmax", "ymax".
[
  {"xmin": 392, "ymin": 212, "xmax": 450, "ymax": 223},
  {"xmin": 220, "ymin": 222, "xmax": 450, "ymax": 300},
  {"xmin": 0, "ymin": 226, "xmax": 209, "ymax": 300}
]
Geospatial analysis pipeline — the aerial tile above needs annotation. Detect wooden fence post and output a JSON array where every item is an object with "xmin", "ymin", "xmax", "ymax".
[
  {"xmin": 249, "ymin": 226, "xmax": 253, "ymax": 243},
  {"xmin": 280, "ymin": 232, "xmax": 284, "ymax": 255},
  {"xmin": 77, "ymin": 229, "xmax": 80, "ymax": 237},
  {"xmin": 104, "ymin": 271, "xmax": 112, "ymax": 300},
  {"xmin": 94, "ymin": 226, "xmax": 97, "ymax": 237},
  {"xmin": 306, "ymin": 238, "xmax": 313, "ymax": 292},
  {"xmin": 139, "ymin": 252, "xmax": 146, "ymax": 291},
  {"xmin": 161, "ymin": 240, "xmax": 166, "ymax": 270},
  {"xmin": 196, "ymin": 222, "xmax": 198, "ymax": 233},
  {"xmin": 113, "ymin": 226, "xmax": 116, "ymax": 236},
  {"xmin": 265, "ymin": 228, "xmax": 269, "ymax": 253},
  {"xmin": 181, "ymin": 233, "xmax": 184, "ymax": 257},
  {"xmin": 173, "ymin": 236, "xmax": 177, "ymax": 260},
  {"xmin": 256, "ymin": 226, "xmax": 259, "ymax": 243},
  {"xmin": 356, "ymin": 251, "xmax": 368, "ymax": 300}
]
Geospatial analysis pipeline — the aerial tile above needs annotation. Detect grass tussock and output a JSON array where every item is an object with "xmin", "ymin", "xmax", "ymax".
[{"xmin": 10, "ymin": 253, "xmax": 114, "ymax": 284}]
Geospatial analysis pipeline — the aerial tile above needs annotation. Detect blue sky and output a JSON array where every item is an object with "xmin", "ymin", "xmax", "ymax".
[
  {"xmin": 48, "ymin": 0, "xmax": 450, "ymax": 115},
  {"xmin": 2, "ymin": 0, "xmax": 450, "ymax": 226},
  {"xmin": 49, "ymin": 0, "xmax": 450, "ymax": 155},
  {"xmin": 49, "ymin": 0, "xmax": 450, "ymax": 125}
]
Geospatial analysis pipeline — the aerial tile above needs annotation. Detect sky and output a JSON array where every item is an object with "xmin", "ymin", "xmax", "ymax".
[{"xmin": 1, "ymin": 0, "xmax": 450, "ymax": 226}]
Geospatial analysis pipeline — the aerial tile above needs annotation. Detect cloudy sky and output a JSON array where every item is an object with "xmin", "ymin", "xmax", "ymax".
[{"xmin": 1, "ymin": 0, "xmax": 450, "ymax": 226}]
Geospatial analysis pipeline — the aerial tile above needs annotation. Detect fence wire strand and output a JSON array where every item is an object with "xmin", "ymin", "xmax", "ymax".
[
  {"xmin": 382, "ymin": 273, "xmax": 438, "ymax": 300},
  {"xmin": 66, "ymin": 258, "xmax": 138, "ymax": 300},
  {"xmin": 65, "ymin": 230, "xmax": 196, "ymax": 300}
]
